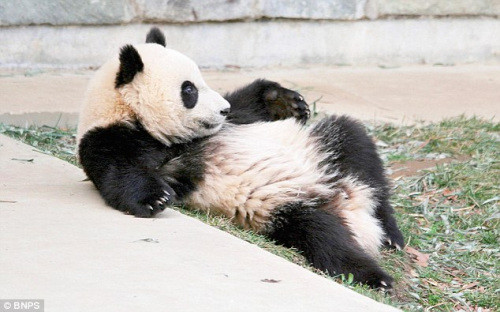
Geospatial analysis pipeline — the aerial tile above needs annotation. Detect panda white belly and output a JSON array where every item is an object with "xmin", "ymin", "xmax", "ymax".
[
  {"xmin": 184, "ymin": 119, "xmax": 333, "ymax": 230},
  {"xmin": 183, "ymin": 119, "xmax": 384, "ymax": 256}
]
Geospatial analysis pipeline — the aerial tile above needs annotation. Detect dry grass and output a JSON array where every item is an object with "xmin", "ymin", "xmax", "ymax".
[{"xmin": 370, "ymin": 116, "xmax": 499, "ymax": 311}]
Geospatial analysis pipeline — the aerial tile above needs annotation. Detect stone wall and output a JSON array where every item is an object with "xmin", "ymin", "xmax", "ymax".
[
  {"xmin": 1, "ymin": 0, "xmax": 499, "ymax": 68},
  {"xmin": 373, "ymin": 0, "xmax": 500, "ymax": 17},
  {"xmin": 2, "ymin": 0, "xmax": 499, "ymax": 26}
]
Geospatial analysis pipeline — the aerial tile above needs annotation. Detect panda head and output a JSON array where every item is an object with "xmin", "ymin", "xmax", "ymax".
[{"xmin": 113, "ymin": 29, "xmax": 230, "ymax": 145}]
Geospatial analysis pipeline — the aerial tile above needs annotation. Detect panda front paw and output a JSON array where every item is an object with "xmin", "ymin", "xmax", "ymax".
[
  {"xmin": 134, "ymin": 189, "xmax": 174, "ymax": 218},
  {"xmin": 122, "ymin": 177, "xmax": 176, "ymax": 218},
  {"xmin": 263, "ymin": 85, "xmax": 310, "ymax": 124}
]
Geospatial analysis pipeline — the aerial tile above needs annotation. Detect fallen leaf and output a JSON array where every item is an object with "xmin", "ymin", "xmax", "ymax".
[
  {"xmin": 450, "ymin": 269, "xmax": 465, "ymax": 277},
  {"xmin": 132, "ymin": 238, "xmax": 159, "ymax": 243},
  {"xmin": 461, "ymin": 281, "xmax": 479, "ymax": 290},
  {"xmin": 405, "ymin": 246, "xmax": 430, "ymax": 267},
  {"xmin": 409, "ymin": 269, "xmax": 419, "ymax": 277},
  {"xmin": 261, "ymin": 279, "xmax": 281, "ymax": 283},
  {"xmin": 442, "ymin": 188, "xmax": 458, "ymax": 196},
  {"xmin": 11, "ymin": 158, "xmax": 34, "ymax": 163}
]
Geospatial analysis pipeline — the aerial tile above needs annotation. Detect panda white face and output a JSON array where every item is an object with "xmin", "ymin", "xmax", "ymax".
[{"xmin": 117, "ymin": 43, "xmax": 231, "ymax": 145}]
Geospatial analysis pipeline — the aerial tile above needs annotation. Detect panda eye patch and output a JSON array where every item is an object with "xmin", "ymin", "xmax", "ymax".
[{"xmin": 181, "ymin": 81, "xmax": 198, "ymax": 109}]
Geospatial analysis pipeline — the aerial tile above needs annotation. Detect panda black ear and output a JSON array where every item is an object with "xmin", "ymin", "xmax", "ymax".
[
  {"xmin": 115, "ymin": 44, "xmax": 144, "ymax": 88},
  {"xmin": 146, "ymin": 27, "xmax": 166, "ymax": 47}
]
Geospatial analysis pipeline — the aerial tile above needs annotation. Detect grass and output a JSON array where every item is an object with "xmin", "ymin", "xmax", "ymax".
[
  {"xmin": 1, "ymin": 115, "xmax": 498, "ymax": 311},
  {"xmin": 0, "ymin": 124, "xmax": 78, "ymax": 166},
  {"xmin": 371, "ymin": 116, "xmax": 499, "ymax": 311}
]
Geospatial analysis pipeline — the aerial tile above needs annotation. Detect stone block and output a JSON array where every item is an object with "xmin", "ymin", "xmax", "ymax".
[
  {"xmin": 0, "ymin": 0, "xmax": 136, "ymax": 26},
  {"xmin": 260, "ymin": 0, "xmax": 366, "ymax": 20},
  {"xmin": 376, "ymin": 0, "xmax": 500, "ymax": 16},
  {"xmin": 138, "ymin": 0, "xmax": 367, "ymax": 22},
  {"xmin": 138, "ymin": 0, "xmax": 259, "ymax": 22},
  {"xmin": 2, "ymin": 20, "xmax": 499, "ymax": 69}
]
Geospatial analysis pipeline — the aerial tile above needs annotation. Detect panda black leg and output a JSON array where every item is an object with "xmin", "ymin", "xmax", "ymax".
[
  {"xmin": 377, "ymin": 199, "xmax": 405, "ymax": 250},
  {"xmin": 311, "ymin": 115, "xmax": 404, "ymax": 250},
  {"xmin": 266, "ymin": 202, "xmax": 393, "ymax": 289},
  {"xmin": 225, "ymin": 79, "xmax": 310, "ymax": 125},
  {"xmin": 78, "ymin": 124, "xmax": 176, "ymax": 217}
]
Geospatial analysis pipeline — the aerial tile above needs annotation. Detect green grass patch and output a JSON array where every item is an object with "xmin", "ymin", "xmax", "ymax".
[
  {"xmin": 371, "ymin": 116, "xmax": 499, "ymax": 311},
  {"xmin": 0, "ymin": 124, "xmax": 78, "ymax": 166},
  {"xmin": 2, "ymin": 115, "xmax": 498, "ymax": 311}
]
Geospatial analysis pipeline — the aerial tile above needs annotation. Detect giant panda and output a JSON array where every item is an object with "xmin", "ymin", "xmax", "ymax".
[{"xmin": 77, "ymin": 27, "xmax": 404, "ymax": 289}]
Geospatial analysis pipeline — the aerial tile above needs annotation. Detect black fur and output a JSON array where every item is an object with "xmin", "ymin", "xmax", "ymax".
[
  {"xmin": 79, "ymin": 79, "xmax": 309, "ymax": 218},
  {"xmin": 115, "ymin": 45, "xmax": 144, "ymax": 88},
  {"xmin": 181, "ymin": 81, "xmax": 199, "ymax": 109},
  {"xmin": 158, "ymin": 138, "xmax": 208, "ymax": 199},
  {"xmin": 78, "ymin": 79, "xmax": 403, "ymax": 287},
  {"xmin": 79, "ymin": 28, "xmax": 403, "ymax": 288},
  {"xmin": 267, "ymin": 201, "xmax": 393, "ymax": 289},
  {"xmin": 146, "ymin": 27, "xmax": 166, "ymax": 47},
  {"xmin": 311, "ymin": 115, "xmax": 404, "ymax": 249},
  {"xmin": 79, "ymin": 122, "xmax": 205, "ymax": 217},
  {"xmin": 225, "ymin": 79, "xmax": 310, "ymax": 124}
]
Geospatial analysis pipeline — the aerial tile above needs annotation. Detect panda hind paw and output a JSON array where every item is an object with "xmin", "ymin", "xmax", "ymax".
[
  {"xmin": 263, "ymin": 86, "xmax": 310, "ymax": 124},
  {"xmin": 384, "ymin": 237, "xmax": 403, "ymax": 251},
  {"xmin": 364, "ymin": 269, "xmax": 394, "ymax": 291},
  {"xmin": 383, "ymin": 226, "xmax": 405, "ymax": 251}
]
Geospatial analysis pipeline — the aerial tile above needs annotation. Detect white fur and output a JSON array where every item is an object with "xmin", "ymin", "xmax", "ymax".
[
  {"xmin": 329, "ymin": 179, "xmax": 384, "ymax": 258},
  {"xmin": 77, "ymin": 42, "xmax": 384, "ymax": 255},
  {"xmin": 184, "ymin": 119, "xmax": 333, "ymax": 231},
  {"xmin": 77, "ymin": 43, "xmax": 230, "ymax": 146},
  {"xmin": 184, "ymin": 118, "xmax": 384, "ymax": 255},
  {"xmin": 77, "ymin": 57, "xmax": 129, "ymax": 142}
]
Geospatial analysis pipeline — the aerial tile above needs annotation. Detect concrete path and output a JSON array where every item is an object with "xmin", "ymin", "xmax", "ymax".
[
  {"xmin": 0, "ymin": 135, "xmax": 399, "ymax": 312},
  {"xmin": 1, "ymin": 64, "xmax": 499, "ymax": 311}
]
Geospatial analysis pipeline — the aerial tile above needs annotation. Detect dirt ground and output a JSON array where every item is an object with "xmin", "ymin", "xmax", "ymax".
[
  {"xmin": 389, "ymin": 155, "xmax": 471, "ymax": 179},
  {"xmin": 1, "ymin": 64, "xmax": 499, "ymax": 128}
]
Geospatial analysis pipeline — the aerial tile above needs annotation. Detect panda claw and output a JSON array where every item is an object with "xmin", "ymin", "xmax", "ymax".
[
  {"xmin": 380, "ymin": 281, "xmax": 388, "ymax": 287},
  {"xmin": 164, "ymin": 190, "xmax": 170, "ymax": 196},
  {"xmin": 147, "ymin": 204, "xmax": 154, "ymax": 211},
  {"xmin": 156, "ymin": 200, "xmax": 164, "ymax": 207},
  {"xmin": 384, "ymin": 236, "xmax": 403, "ymax": 251}
]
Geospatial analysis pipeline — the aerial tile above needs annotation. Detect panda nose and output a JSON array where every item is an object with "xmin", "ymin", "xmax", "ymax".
[{"xmin": 220, "ymin": 107, "xmax": 230, "ymax": 117}]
